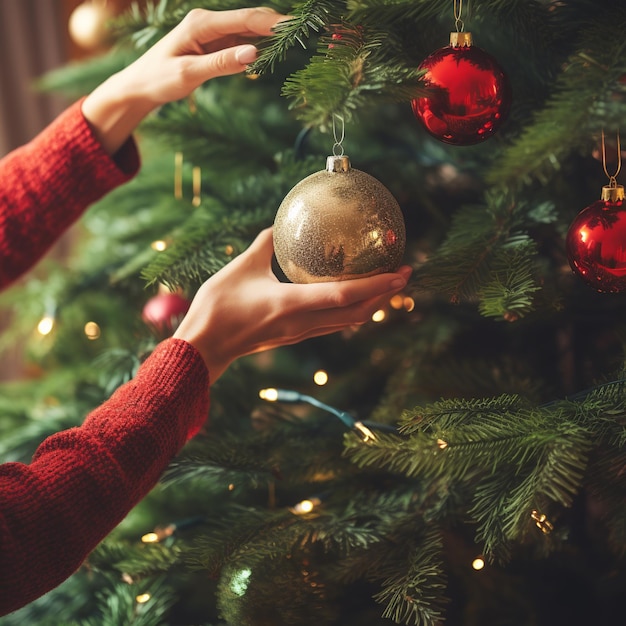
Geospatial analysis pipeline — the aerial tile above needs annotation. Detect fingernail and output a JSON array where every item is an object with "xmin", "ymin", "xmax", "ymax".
[
  {"xmin": 236, "ymin": 45, "xmax": 258, "ymax": 65},
  {"xmin": 390, "ymin": 277, "xmax": 406, "ymax": 289}
]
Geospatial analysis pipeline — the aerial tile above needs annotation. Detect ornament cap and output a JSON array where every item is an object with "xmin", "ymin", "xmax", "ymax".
[
  {"xmin": 601, "ymin": 185, "xmax": 625, "ymax": 202},
  {"xmin": 326, "ymin": 155, "xmax": 351, "ymax": 173},
  {"xmin": 449, "ymin": 31, "xmax": 473, "ymax": 47}
]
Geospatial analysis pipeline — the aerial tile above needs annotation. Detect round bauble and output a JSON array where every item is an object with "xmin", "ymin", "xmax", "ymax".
[
  {"xmin": 217, "ymin": 552, "xmax": 335, "ymax": 626},
  {"xmin": 411, "ymin": 32, "xmax": 511, "ymax": 146},
  {"xmin": 142, "ymin": 292, "xmax": 190, "ymax": 334},
  {"xmin": 68, "ymin": 1, "xmax": 114, "ymax": 50},
  {"xmin": 566, "ymin": 186, "xmax": 626, "ymax": 293},
  {"xmin": 273, "ymin": 155, "xmax": 406, "ymax": 284}
]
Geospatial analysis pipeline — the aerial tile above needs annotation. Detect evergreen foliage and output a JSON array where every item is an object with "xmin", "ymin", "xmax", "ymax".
[{"xmin": 2, "ymin": 0, "xmax": 626, "ymax": 624}]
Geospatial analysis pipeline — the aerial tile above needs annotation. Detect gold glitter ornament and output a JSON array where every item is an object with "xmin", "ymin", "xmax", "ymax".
[{"xmin": 273, "ymin": 156, "xmax": 406, "ymax": 283}]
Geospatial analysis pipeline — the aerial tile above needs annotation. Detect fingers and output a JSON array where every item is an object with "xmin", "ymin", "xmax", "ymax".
[
  {"xmin": 187, "ymin": 7, "xmax": 290, "ymax": 40},
  {"xmin": 161, "ymin": 8, "xmax": 291, "ymax": 83},
  {"xmin": 285, "ymin": 265, "xmax": 412, "ymax": 311}
]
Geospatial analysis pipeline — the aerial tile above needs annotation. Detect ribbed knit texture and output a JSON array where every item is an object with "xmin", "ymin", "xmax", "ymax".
[
  {"xmin": 0, "ymin": 97, "xmax": 139, "ymax": 288},
  {"xmin": 0, "ymin": 102, "xmax": 210, "ymax": 615}
]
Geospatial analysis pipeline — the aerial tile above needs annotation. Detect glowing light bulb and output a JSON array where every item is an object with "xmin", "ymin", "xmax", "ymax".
[
  {"xmin": 472, "ymin": 557, "xmax": 485, "ymax": 570},
  {"xmin": 389, "ymin": 294, "xmax": 404, "ymax": 309},
  {"xmin": 372, "ymin": 309, "xmax": 386, "ymax": 322},
  {"xmin": 151, "ymin": 240, "xmax": 168, "ymax": 251},
  {"xmin": 259, "ymin": 388, "xmax": 278, "ymax": 401},
  {"xmin": 141, "ymin": 532, "xmax": 159, "ymax": 543},
  {"xmin": 84, "ymin": 321, "xmax": 101, "ymax": 340},
  {"xmin": 313, "ymin": 370, "xmax": 328, "ymax": 386},
  {"xmin": 297, "ymin": 499, "xmax": 315, "ymax": 513},
  {"xmin": 37, "ymin": 315, "xmax": 55, "ymax": 336},
  {"xmin": 291, "ymin": 497, "xmax": 321, "ymax": 515},
  {"xmin": 403, "ymin": 297, "xmax": 415, "ymax": 312},
  {"xmin": 136, "ymin": 593, "xmax": 151, "ymax": 604}
]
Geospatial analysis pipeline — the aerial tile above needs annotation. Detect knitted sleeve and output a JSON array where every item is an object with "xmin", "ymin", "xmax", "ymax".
[
  {"xmin": 0, "ymin": 338, "xmax": 210, "ymax": 616},
  {"xmin": 0, "ymin": 97, "xmax": 140, "ymax": 288}
]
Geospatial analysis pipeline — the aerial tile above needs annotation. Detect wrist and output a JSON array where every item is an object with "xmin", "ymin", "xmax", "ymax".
[
  {"xmin": 173, "ymin": 323, "xmax": 231, "ymax": 384},
  {"xmin": 81, "ymin": 71, "xmax": 154, "ymax": 156}
]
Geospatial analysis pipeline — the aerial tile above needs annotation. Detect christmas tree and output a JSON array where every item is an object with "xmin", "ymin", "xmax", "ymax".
[{"xmin": 1, "ymin": 0, "xmax": 626, "ymax": 624}]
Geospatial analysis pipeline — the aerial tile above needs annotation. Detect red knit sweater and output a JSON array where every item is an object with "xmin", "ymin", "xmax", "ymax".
[{"xmin": 0, "ymin": 100, "xmax": 210, "ymax": 615}]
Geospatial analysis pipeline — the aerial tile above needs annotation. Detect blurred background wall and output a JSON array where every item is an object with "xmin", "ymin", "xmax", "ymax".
[{"xmin": 0, "ymin": 0, "xmax": 135, "ymax": 380}]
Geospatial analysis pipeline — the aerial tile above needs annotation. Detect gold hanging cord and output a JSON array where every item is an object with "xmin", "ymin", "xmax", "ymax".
[
  {"xmin": 453, "ymin": 0, "xmax": 465, "ymax": 33},
  {"xmin": 451, "ymin": 0, "xmax": 472, "ymax": 46},
  {"xmin": 601, "ymin": 130, "xmax": 624, "ymax": 202},
  {"xmin": 332, "ymin": 113, "xmax": 345, "ymax": 157}
]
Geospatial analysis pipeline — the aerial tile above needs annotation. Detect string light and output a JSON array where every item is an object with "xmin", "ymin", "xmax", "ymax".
[
  {"xmin": 259, "ymin": 388, "xmax": 398, "ymax": 441},
  {"xmin": 141, "ymin": 523, "xmax": 175, "ymax": 543},
  {"xmin": 259, "ymin": 387, "xmax": 278, "ymax": 402},
  {"xmin": 472, "ymin": 556, "xmax": 485, "ymax": 570},
  {"xmin": 140, "ymin": 517, "xmax": 206, "ymax": 544},
  {"xmin": 389, "ymin": 294, "xmax": 404, "ymax": 309},
  {"xmin": 371, "ymin": 309, "xmax": 386, "ymax": 322},
  {"xmin": 531, "ymin": 509, "xmax": 554, "ymax": 534},
  {"xmin": 151, "ymin": 240, "xmax": 168, "ymax": 251},
  {"xmin": 136, "ymin": 593, "xmax": 151, "ymax": 604},
  {"xmin": 84, "ymin": 321, "xmax": 101, "ymax": 340},
  {"xmin": 37, "ymin": 315, "xmax": 55, "ymax": 336},
  {"xmin": 313, "ymin": 370, "xmax": 328, "ymax": 386},
  {"xmin": 291, "ymin": 497, "xmax": 321, "ymax": 515}
]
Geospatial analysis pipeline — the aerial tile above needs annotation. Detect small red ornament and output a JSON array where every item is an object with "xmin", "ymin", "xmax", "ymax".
[
  {"xmin": 411, "ymin": 32, "xmax": 511, "ymax": 146},
  {"xmin": 566, "ymin": 185, "xmax": 626, "ymax": 293},
  {"xmin": 142, "ymin": 291, "xmax": 190, "ymax": 334}
]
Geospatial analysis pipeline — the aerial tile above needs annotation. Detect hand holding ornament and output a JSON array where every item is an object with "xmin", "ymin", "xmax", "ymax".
[{"xmin": 174, "ymin": 228, "xmax": 412, "ymax": 381}]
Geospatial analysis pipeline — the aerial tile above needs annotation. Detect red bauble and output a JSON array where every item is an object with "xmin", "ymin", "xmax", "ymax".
[
  {"xmin": 411, "ymin": 34, "xmax": 511, "ymax": 146},
  {"xmin": 142, "ymin": 292, "xmax": 190, "ymax": 334},
  {"xmin": 566, "ymin": 187, "xmax": 626, "ymax": 293}
]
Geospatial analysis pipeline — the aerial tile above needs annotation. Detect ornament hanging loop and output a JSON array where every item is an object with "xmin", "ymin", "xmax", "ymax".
[
  {"xmin": 332, "ymin": 114, "xmax": 345, "ymax": 157},
  {"xmin": 453, "ymin": 0, "xmax": 465, "ymax": 33},
  {"xmin": 601, "ymin": 130, "xmax": 624, "ymax": 202},
  {"xmin": 602, "ymin": 129, "xmax": 621, "ymax": 187},
  {"xmin": 450, "ymin": 0, "xmax": 472, "ymax": 46}
]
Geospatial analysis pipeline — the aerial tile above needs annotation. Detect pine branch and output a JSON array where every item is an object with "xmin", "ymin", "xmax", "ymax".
[
  {"xmin": 374, "ymin": 526, "xmax": 447, "ymax": 626},
  {"xmin": 411, "ymin": 192, "xmax": 556, "ymax": 317},
  {"xmin": 280, "ymin": 22, "xmax": 424, "ymax": 128},
  {"xmin": 140, "ymin": 91, "xmax": 286, "ymax": 175},
  {"xmin": 138, "ymin": 212, "xmax": 266, "ymax": 288},
  {"xmin": 251, "ymin": 0, "xmax": 341, "ymax": 74},
  {"xmin": 487, "ymin": 6, "xmax": 626, "ymax": 188},
  {"xmin": 75, "ymin": 575, "xmax": 177, "ymax": 626}
]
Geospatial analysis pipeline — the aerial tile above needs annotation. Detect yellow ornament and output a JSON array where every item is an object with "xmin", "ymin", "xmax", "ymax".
[{"xmin": 273, "ymin": 156, "xmax": 406, "ymax": 283}]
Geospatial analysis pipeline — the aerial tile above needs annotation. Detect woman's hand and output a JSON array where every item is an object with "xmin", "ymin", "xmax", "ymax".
[
  {"xmin": 82, "ymin": 7, "xmax": 289, "ymax": 155},
  {"xmin": 174, "ymin": 228, "xmax": 413, "ymax": 381}
]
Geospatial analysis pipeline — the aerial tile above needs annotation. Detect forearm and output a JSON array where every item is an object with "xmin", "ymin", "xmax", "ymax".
[
  {"xmin": 0, "ymin": 99, "xmax": 140, "ymax": 289},
  {"xmin": 0, "ymin": 339, "xmax": 209, "ymax": 615}
]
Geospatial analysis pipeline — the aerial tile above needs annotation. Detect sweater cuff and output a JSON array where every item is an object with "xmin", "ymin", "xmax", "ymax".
[{"xmin": 135, "ymin": 338, "xmax": 210, "ymax": 441}]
